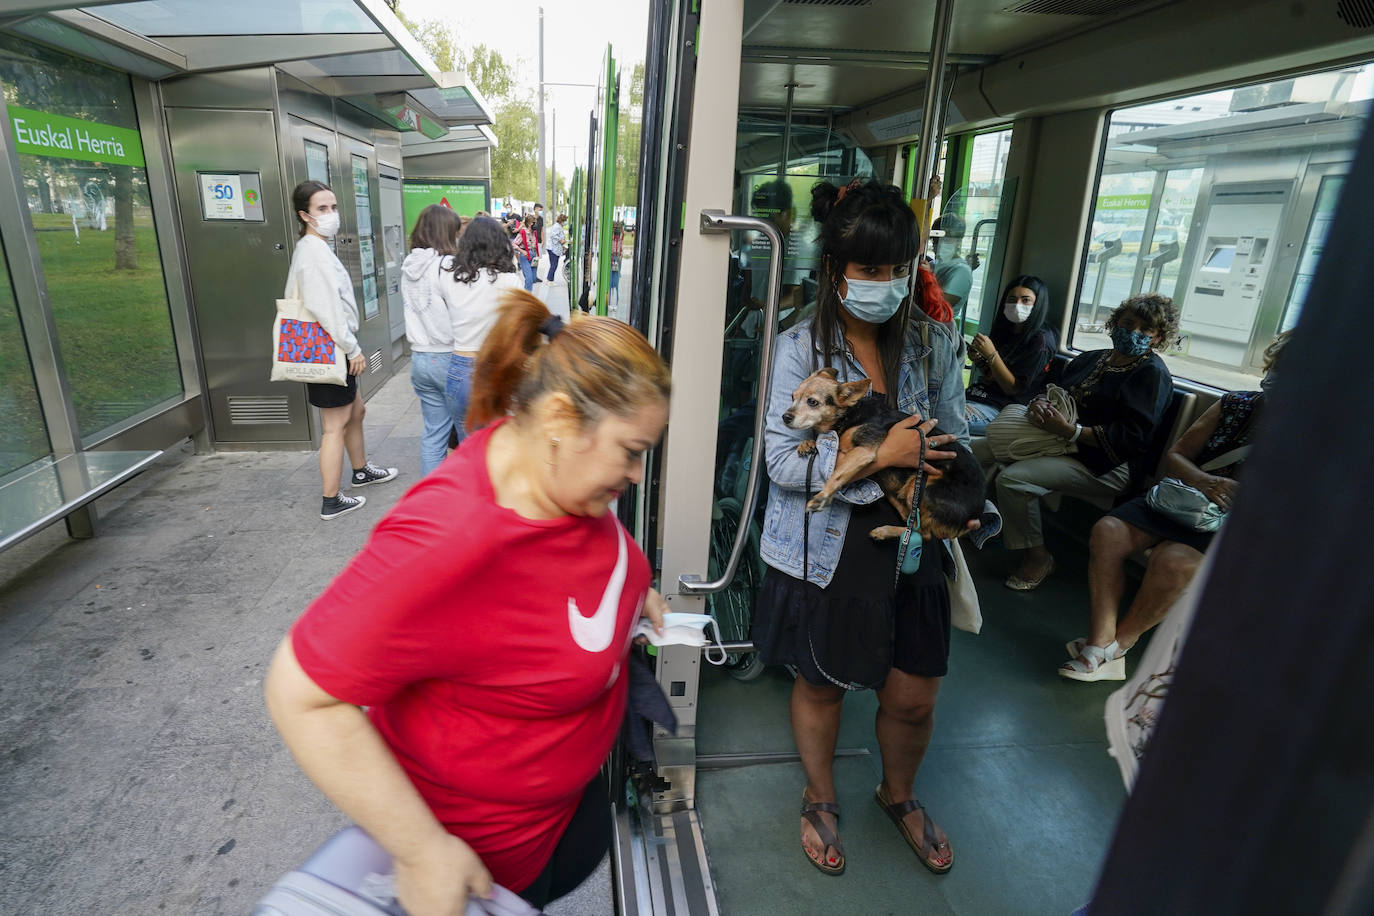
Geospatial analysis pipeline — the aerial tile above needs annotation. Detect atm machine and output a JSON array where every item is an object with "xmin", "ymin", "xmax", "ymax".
[{"xmin": 1175, "ymin": 182, "xmax": 1290, "ymax": 370}]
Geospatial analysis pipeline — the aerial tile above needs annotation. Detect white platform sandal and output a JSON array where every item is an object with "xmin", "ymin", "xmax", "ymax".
[{"xmin": 1058, "ymin": 641, "xmax": 1126, "ymax": 681}]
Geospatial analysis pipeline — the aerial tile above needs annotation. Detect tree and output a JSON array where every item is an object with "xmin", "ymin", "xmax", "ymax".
[
  {"xmin": 614, "ymin": 62, "xmax": 644, "ymax": 207},
  {"xmin": 393, "ymin": 7, "xmax": 460, "ymax": 71}
]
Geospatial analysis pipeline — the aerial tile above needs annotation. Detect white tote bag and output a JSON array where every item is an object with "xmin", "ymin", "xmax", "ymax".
[
  {"xmin": 270, "ymin": 276, "xmax": 347, "ymax": 385},
  {"xmin": 947, "ymin": 538, "xmax": 982, "ymax": 635}
]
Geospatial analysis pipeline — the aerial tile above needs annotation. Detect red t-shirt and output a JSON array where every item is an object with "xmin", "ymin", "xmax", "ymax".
[{"xmin": 292, "ymin": 421, "xmax": 650, "ymax": 891}]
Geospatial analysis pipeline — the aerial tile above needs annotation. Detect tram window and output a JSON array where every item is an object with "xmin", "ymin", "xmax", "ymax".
[
  {"xmin": 1074, "ymin": 60, "xmax": 1374, "ymax": 389},
  {"xmin": 940, "ymin": 127, "xmax": 1013, "ymax": 332}
]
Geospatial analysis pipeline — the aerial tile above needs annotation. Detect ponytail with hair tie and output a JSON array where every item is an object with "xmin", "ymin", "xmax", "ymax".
[{"xmin": 467, "ymin": 291, "xmax": 671, "ymax": 433}]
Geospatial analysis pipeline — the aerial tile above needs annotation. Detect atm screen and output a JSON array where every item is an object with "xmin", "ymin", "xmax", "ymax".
[{"xmin": 1202, "ymin": 245, "xmax": 1236, "ymax": 271}]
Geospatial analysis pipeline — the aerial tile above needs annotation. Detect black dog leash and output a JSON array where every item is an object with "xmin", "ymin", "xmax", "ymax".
[
  {"xmin": 894, "ymin": 432, "xmax": 928, "ymax": 588},
  {"xmin": 802, "ymin": 450, "xmax": 817, "ymax": 583}
]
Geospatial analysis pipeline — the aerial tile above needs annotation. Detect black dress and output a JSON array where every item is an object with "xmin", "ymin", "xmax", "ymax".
[{"xmin": 752, "ymin": 493, "xmax": 953, "ymax": 690}]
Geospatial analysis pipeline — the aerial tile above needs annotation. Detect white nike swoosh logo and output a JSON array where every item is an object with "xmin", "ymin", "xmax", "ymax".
[{"xmin": 568, "ymin": 523, "xmax": 628, "ymax": 653}]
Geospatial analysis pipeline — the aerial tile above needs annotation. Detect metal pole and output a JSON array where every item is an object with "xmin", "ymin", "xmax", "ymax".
[
  {"xmin": 538, "ymin": 6, "xmax": 547, "ymax": 210},
  {"xmin": 915, "ymin": 0, "xmax": 954, "ymax": 206},
  {"xmin": 550, "ymin": 110, "xmax": 557, "ymax": 213},
  {"xmin": 777, "ymin": 82, "xmax": 795, "ymax": 181}
]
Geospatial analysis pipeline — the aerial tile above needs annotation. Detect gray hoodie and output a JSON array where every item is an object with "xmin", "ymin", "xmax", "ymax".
[{"xmin": 401, "ymin": 248, "xmax": 457, "ymax": 352}]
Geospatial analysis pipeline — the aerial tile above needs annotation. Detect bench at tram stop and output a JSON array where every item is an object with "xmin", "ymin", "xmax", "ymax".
[{"xmin": 0, "ymin": 449, "xmax": 163, "ymax": 553}]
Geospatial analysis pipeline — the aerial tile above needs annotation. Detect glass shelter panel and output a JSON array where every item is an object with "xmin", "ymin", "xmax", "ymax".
[
  {"xmin": 1074, "ymin": 62, "xmax": 1373, "ymax": 389},
  {"xmin": 0, "ymin": 234, "xmax": 50, "ymax": 477},
  {"xmin": 0, "ymin": 36, "xmax": 183, "ymax": 438}
]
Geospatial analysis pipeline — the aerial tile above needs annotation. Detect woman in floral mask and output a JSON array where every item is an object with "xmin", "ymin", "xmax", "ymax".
[
  {"xmin": 997, "ymin": 293, "xmax": 1177, "ymax": 590},
  {"xmin": 752, "ymin": 178, "xmax": 998, "ymax": 878}
]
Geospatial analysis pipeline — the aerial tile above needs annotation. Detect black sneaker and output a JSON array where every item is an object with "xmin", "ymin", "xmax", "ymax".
[
  {"xmin": 321, "ymin": 493, "xmax": 366, "ymax": 520},
  {"xmin": 351, "ymin": 463, "xmax": 398, "ymax": 487}
]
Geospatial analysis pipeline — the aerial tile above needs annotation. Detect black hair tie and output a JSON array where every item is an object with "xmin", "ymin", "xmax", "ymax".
[{"xmin": 540, "ymin": 315, "xmax": 565, "ymax": 339}]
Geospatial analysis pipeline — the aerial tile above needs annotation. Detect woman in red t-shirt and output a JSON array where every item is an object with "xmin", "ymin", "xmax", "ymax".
[{"xmin": 265, "ymin": 290, "xmax": 671, "ymax": 914}]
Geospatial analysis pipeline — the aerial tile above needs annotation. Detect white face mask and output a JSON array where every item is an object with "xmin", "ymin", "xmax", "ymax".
[
  {"xmin": 312, "ymin": 211, "xmax": 340, "ymax": 239},
  {"xmin": 634, "ymin": 612, "xmax": 727, "ymax": 665},
  {"xmin": 1003, "ymin": 300, "xmax": 1034, "ymax": 324}
]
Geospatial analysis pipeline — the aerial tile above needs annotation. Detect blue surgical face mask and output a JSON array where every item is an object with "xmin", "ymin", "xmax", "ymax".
[
  {"xmin": 840, "ymin": 276, "xmax": 909, "ymax": 324},
  {"xmin": 1110, "ymin": 325, "xmax": 1153, "ymax": 357}
]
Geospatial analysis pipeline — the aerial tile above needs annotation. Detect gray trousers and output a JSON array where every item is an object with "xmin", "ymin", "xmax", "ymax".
[{"xmin": 994, "ymin": 455, "xmax": 1131, "ymax": 550}]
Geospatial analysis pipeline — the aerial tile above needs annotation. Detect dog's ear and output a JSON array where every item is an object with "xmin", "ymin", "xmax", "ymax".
[
  {"xmin": 836, "ymin": 378, "xmax": 871, "ymax": 407},
  {"xmin": 817, "ymin": 367, "xmax": 839, "ymax": 380}
]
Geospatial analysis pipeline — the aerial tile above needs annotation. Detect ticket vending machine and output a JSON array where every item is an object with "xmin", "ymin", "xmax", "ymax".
[{"xmin": 1177, "ymin": 182, "xmax": 1290, "ymax": 369}]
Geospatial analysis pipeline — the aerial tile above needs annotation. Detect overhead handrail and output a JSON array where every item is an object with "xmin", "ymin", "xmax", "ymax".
[{"xmin": 679, "ymin": 210, "xmax": 784, "ymax": 596}]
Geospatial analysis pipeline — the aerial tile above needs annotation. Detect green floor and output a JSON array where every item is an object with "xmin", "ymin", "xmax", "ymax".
[{"xmin": 692, "ymin": 542, "xmax": 1134, "ymax": 916}]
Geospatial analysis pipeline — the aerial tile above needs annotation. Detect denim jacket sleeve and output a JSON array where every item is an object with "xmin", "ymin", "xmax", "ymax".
[{"xmin": 763, "ymin": 326, "xmax": 882, "ymax": 505}]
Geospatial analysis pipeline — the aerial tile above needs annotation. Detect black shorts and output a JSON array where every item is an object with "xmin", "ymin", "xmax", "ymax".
[{"xmin": 306, "ymin": 372, "xmax": 357, "ymax": 409}]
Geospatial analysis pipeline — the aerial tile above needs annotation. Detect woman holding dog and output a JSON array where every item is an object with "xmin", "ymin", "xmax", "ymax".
[
  {"xmin": 998, "ymin": 293, "xmax": 1177, "ymax": 590},
  {"xmin": 265, "ymin": 292, "xmax": 671, "ymax": 913},
  {"xmin": 752, "ymin": 178, "xmax": 997, "ymax": 877}
]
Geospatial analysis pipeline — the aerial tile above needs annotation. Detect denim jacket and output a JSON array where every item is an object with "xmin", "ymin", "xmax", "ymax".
[{"xmin": 759, "ymin": 316, "xmax": 1001, "ymax": 587}]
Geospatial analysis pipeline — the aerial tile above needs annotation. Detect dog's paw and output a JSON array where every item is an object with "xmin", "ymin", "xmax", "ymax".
[
  {"xmin": 796, "ymin": 439, "xmax": 818, "ymax": 457},
  {"xmin": 869, "ymin": 526, "xmax": 905, "ymax": 541},
  {"xmin": 805, "ymin": 493, "xmax": 833, "ymax": 513}
]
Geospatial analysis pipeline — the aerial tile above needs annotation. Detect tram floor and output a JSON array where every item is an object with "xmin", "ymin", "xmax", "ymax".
[{"xmin": 693, "ymin": 542, "xmax": 1135, "ymax": 916}]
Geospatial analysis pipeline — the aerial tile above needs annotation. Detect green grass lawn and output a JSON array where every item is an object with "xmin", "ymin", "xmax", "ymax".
[{"xmin": 30, "ymin": 212, "xmax": 183, "ymax": 437}]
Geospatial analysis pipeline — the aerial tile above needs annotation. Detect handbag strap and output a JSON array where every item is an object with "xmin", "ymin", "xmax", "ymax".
[{"xmin": 1200, "ymin": 444, "xmax": 1250, "ymax": 473}]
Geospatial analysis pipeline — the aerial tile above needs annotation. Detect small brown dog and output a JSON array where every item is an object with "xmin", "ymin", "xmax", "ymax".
[{"xmin": 782, "ymin": 368, "xmax": 986, "ymax": 542}]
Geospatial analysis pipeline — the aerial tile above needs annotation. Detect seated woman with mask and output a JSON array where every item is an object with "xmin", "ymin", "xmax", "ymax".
[
  {"xmin": 964, "ymin": 276, "xmax": 1058, "ymax": 435},
  {"xmin": 996, "ymin": 293, "xmax": 1177, "ymax": 590}
]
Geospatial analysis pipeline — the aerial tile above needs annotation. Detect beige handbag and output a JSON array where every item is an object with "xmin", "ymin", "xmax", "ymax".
[{"xmin": 984, "ymin": 385, "xmax": 1079, "ymax": 463}]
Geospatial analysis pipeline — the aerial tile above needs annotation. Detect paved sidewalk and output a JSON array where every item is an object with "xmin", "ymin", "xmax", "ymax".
[{"xmin": 0, "ymin": 367, "xmax": 612, "ymax": 915}]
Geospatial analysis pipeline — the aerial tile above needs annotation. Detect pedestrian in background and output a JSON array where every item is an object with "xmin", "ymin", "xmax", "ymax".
[{"xmin": 402, "ymin": 203, "xmax": 464, "ymax": 476}]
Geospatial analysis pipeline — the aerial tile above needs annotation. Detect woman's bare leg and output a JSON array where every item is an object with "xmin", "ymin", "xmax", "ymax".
[
  {"xmin": 875, "ymin": 668, "xmax": 950, "ymax": 868},
  {"xmin": 791, "ymin": 677, "xmax": 846, "ymax": 867}
]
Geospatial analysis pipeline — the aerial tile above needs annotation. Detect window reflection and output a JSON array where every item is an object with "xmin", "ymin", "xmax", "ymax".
[
  {"xmin": 0, "ymin": 235, "xmax": 49, "ymax": 477},
  {"xmin": 0, "ymin": 36, "xmax": 183, "ymax": 438}
]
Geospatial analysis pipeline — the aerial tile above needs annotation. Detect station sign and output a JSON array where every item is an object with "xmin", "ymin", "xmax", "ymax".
[
  {"xmin": 402, "ymin": 180, "xmax": 489, "ymax": 229},
  {"xmin": 9, "ymin": 106, "xmax": 145, "ymax": 168}
]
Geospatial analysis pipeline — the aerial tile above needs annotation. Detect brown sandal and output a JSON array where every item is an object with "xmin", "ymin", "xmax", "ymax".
[
  {"xmin": 875, "ymin": 784, "xmax": 953, "ymax": 874},
  {"xmin": 800, "ymin": 792, "xmax": 845, "ymax": 876}
]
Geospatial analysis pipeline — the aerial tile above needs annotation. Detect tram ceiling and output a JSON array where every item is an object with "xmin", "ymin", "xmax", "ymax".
[
  {"xmin": 736, "ymin": 0, "xmax": 1181, "ymax": 113},
  {"xmin": 741, "ymin": 0, "xmax": 1180, "ymax": 56}
]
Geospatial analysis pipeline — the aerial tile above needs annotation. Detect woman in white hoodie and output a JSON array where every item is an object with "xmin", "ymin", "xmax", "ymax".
[
  {"xmin": 402, "ymin": 204, "xmax": 464, "ymax": 476},
  {"xmin": 287, "ymin": 180, "xmax": 398, "ymax": 519},
  {"xmin": 445, "ymin": 216, "xmax": 524, "ymax": 440}
]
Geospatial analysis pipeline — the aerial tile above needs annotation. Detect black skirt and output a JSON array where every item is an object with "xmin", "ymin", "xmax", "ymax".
[
  {"xmin": 752, "ymin": 497, "xmax": 952, "ymax": 688},
  {"xmin": 306, "ymin": 372, "xmax": 358, "ymax": 409},
  {"xmin": 1110, "ymin": 495, "xmax": 1215, "ymax": 554}
]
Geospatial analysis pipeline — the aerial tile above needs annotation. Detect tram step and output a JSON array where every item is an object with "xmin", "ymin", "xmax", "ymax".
[{"xmin": 613, "ymin": 802, "xmax": 720, "ymax": 916}]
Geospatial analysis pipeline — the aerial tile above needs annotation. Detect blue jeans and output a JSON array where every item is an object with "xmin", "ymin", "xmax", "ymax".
[
  {"xmin": 411, "ymin": 350, "xmax": 454, "ymax": 476},
  {"xmin": 445, "ymin": 353, "xmax": 476, "ymax": 443},
  {"xmin": 610, "ymin": 268, "xmax": 620, "ymax": 305},
  {"xmin": 965, "ymin": 399, "xmax": 1002, "ymax": 436},
  {"xmin": 546, "ymin": 251, "xmax": 561, "ymax": 281},
  {"xmin": 519, "ymin": 253, "xmax": 537, "ymax": 290}
]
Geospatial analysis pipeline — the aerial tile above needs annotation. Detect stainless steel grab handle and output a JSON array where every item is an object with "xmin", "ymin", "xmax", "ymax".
[{"xmin": 679, "ymin": 209, "xmax": 784, "ymax": 596}]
